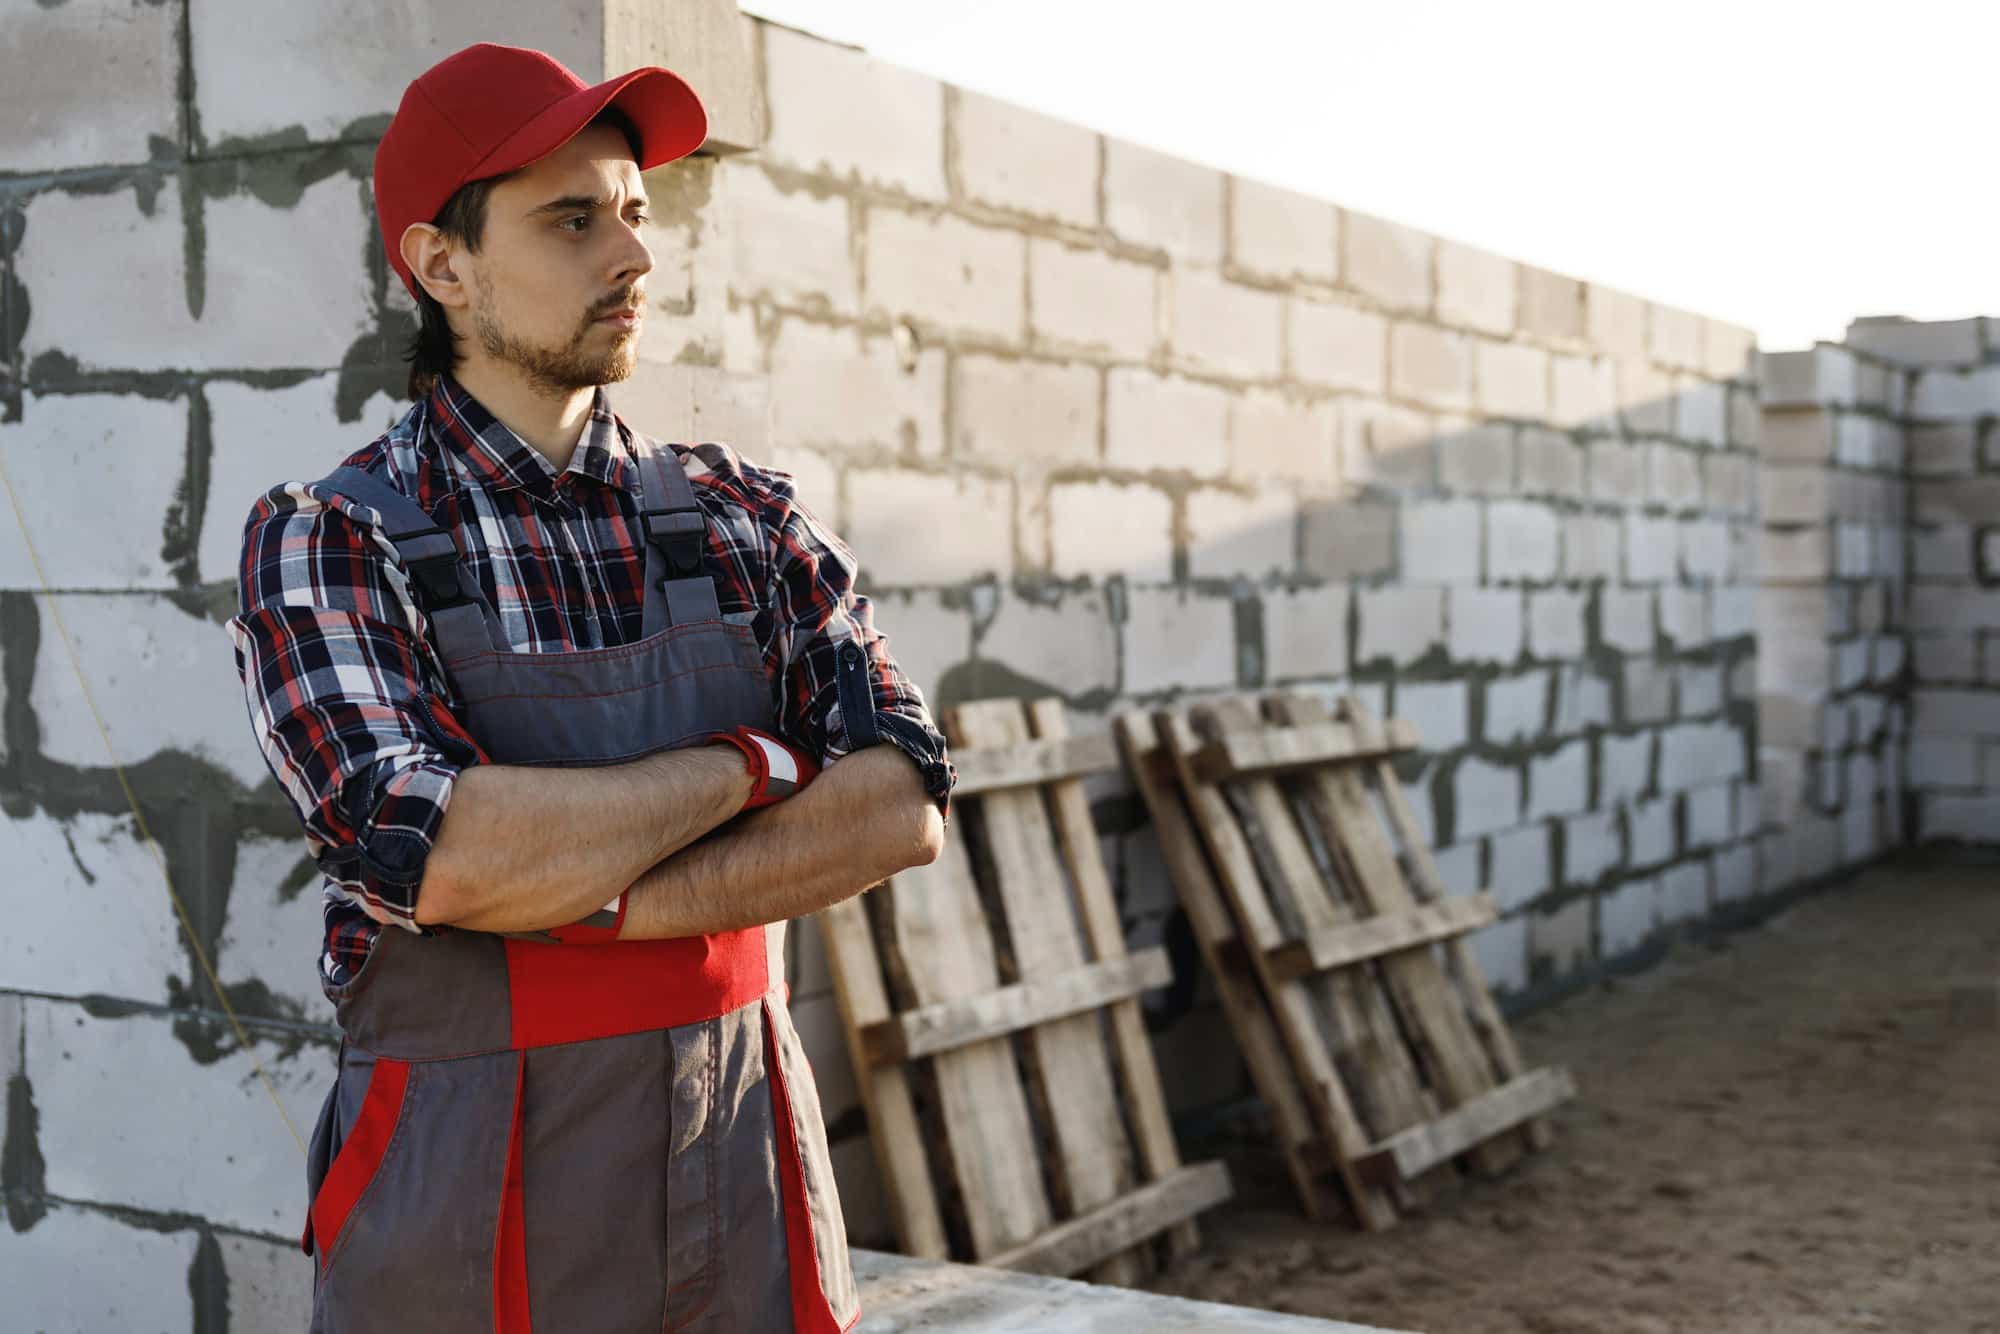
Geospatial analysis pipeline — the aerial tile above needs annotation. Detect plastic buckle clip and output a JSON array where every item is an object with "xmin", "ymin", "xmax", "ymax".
[
  {"xmin": 395, "ymin": 527, "xmax": 467, "ymax": 608},
  {"xmin": 407, "ymin": 558, "xmax": 465, "ymax": 607},
  {"xmin": 641, "ymin": 509, "xmax": 707, "ymax": 578}
]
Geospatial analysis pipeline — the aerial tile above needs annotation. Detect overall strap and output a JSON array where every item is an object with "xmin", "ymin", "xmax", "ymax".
[
  {"xmin": 631, "ymin": 440, "xmax": 722, "ymax": 628},
  {"xmin": 319, "ymin": 466, "xmax": 506, "ymax": 662}
]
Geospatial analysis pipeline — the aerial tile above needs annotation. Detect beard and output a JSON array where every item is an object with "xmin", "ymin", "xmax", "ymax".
[{"xmin": 472, "ymin": 280, "xmax": 640, "ymax": 398}]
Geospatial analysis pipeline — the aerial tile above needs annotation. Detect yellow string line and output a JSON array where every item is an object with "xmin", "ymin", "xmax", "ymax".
[{"xmin": 0, "ymin": 446, "xmax": 307, "ymax": 1159}]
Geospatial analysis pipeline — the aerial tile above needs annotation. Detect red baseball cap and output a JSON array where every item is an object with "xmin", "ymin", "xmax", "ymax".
[{"xmin": 374, "ymin": 42, "xmax": 708, "ymax": 299}]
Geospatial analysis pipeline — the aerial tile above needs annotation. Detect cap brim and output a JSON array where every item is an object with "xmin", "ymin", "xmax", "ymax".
[{"xmin": 469, "ymin": 66, "xmax": 709, "ymax": 183}]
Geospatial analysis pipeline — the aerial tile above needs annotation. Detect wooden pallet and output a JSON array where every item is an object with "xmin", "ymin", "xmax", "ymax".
[
  {"xmin": 1123, "ymin": 691, "xmax": 1574, "ymax": 1230},
  {"xmin": 818, "ymin": 697, "xmax": 1232, "ymax": 1284}
]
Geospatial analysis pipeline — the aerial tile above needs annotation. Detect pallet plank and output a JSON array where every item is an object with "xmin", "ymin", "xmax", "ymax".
[
  {"xmin": 1361, "ymin": 1068, "xmax": 1577, "ymax": 1181},
  {"xmin": 1029, "ymin": 700, "xmax": 1202, "ymax": 1261},
  {"xmin": 950, "ymin": 732, "xmax": 1122, "ymax": 796},
  {"xmin": 984, "ymin": 1162, "xmax": 1234, "ymax": 1278},
  {"xmin": 1268, "ymin": 895, "xmax": 1500, "ymax": 981},
  {"xmin": 1116, "ymin": 714, "xmax": 1340, "ymax": 1222},
  {"xmin": 877, "ymin": 824, "xmax": 1053, "ymax": 1256},
  {"xmin": 1191, "ymin": 718, "xmax": 1419, "ymax": 783},
  {"xmin": 860, "ymin": 950, "xmax": 1172, "ymax": 1065},
  {"xmin": 951, "ymin": 699, "xmax": 1141, "ymax": 1283},
  {"xmin": 817, "ymin": 898, "xmax": 951, "ymax": 1259}
]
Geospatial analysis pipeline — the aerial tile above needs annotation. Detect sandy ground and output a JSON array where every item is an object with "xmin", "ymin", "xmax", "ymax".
[{"xmin": 1151, "ymin": 857, "xmax": 2000, "ymax": 1334}]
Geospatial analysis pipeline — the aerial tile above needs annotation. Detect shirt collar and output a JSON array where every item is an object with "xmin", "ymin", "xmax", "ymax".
[{"xmin": 425, "ymin": 374, "xmax": 640, "ymax": 502}]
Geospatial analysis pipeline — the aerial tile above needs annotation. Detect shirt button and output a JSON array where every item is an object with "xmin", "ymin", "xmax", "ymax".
[{"xmin": 841, "ymin": 644, "xmax": 863, "ymax": 665}]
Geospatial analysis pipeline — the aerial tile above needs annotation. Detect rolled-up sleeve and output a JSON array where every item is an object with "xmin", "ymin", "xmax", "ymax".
[
  {"xmin": 227, "ymin": 483, "xmax": 473, "ymax": 930},
  {"xmin": 760, "ymin": 473, "xmax": 956, "ymax": 817}
]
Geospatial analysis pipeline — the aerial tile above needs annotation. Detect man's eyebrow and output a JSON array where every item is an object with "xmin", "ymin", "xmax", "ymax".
[{"xmin": 524, "ymin": 192, "xmax": 651, "ymax": 219}]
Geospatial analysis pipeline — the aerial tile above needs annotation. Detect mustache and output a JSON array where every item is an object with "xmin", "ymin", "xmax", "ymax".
[{"xmin": 588, "ymin": 289, "xmax": 644, "ymax": 320}]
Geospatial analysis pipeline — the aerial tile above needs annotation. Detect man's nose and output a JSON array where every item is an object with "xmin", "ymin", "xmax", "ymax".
[{"xmin": 612, "ymin": 217, "xmax": 654, "ymax": 285}]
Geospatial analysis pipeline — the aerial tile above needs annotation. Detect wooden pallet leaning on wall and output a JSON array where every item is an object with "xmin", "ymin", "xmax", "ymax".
[
  {"xmin": 1124, "ymin": 691, "xmax": 1575, "ymax": 1231},
  {"xmin": 817, "ymin": 696, "xmax": 1232, "ymax": 1285}
]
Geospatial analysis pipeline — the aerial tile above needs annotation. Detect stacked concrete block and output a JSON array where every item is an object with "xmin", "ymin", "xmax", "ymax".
[
  {"xmin": 1756, "ymin": 340, "xmax": 1912, "ymax": 881},
  {"xmin": 761, "ymin": 22, "xmax": 947, "ymax": 199},
  {"xmin": 1747, "ymin": 314, "xmax": 2000, "ymax": 872},
  {"xmin": 1877, "ymin": 318, "xmax": 2000, "ymax": 843},
  {"xmin": 1749, "ymin": 317, "xmax": 2000, "ymax": 863}
]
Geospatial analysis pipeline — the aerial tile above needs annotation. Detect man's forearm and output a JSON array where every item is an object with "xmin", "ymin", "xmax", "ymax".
[
  {"xmin": 415, "ymin": 744, "xmax": 753, "ymax": 931},
  {"xmin": 617, "ymin": 744, "xmax": 944, "ymax": 940}
]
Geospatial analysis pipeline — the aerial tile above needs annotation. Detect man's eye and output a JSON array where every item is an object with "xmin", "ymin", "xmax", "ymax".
[
  {"xmin": 630, "ymin": 213, "xmax": 652, "ymax": 225},
  {"xmin": 560, "ymin": 216, "xmax": 589, "ymax": 232}
]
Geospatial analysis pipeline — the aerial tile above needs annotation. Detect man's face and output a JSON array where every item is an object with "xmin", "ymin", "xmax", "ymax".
[{"xmin": 459, "ymin": 124, "xmax": 654, "ymax": 396}]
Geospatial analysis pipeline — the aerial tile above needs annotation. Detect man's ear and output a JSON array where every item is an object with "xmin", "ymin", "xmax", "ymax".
[{"xmin": 401, "ymin": 223, "xmax": 467, "ymax": 308}]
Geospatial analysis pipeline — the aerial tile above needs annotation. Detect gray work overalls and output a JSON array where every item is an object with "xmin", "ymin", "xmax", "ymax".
[{"xmin": 297, "ymin": 424, "xmax": 859, "ymax": 1333}]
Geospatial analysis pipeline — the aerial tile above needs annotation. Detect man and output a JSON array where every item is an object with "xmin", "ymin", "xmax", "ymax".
[{"xmin": 228, "ymin": 42, "xmax": 953, "ymax": 1333}]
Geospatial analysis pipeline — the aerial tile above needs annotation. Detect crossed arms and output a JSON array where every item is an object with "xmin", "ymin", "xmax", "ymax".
[
  {"xmin": 230, "ymin": 444, "xmax": 953, "ymax": 947},
  {"xmin": 411, "ymin": 740, "xmax": 944, "ymax": 939}
]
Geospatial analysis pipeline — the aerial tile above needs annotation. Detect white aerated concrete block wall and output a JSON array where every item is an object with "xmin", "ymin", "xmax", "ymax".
[{"xmin": 13, "ymin": 4, "xmax": 1995, "ymax": 1318}]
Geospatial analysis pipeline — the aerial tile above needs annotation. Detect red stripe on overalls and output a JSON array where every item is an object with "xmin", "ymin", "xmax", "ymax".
[
  {"xmin": 306, "ymin": 1056, "xmax": 411, "ymax": 1268},
  {"xmin": 494, "ymin": 1052, "xmax": 531, "ymax": 1334},
  {"xmin": 764, "ymin": 1000, "xmax": 854, "ymax": 1334}
]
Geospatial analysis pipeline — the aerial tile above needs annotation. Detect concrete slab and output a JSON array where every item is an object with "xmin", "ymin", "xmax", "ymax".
[
  {"xmin": 1, "ymin": 0, "xmax": 180, "ymax": 173},
  {"xmin": 0, "ymin": 811, "xmax": 184, "ymax": 1003},
  {"xmin": 0, "ymin": 1202, "xmax": 197, "ymax": 1334},
  {"xmin": 25, "ymin": 1000, "xmax": 330, "ymax": 1235},
  {"xmin": 29, "ymin": 593, "xmax": 270, "ymax": 789},
  {"xmin": 852, "ymin": 1250, "xmax": 1416, "ymax": 1333}
]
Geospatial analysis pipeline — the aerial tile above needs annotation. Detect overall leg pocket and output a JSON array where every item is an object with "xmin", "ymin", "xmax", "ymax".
[
  {"xmin": 306, "ymin": 1055, "xmax": 408, "ymax": 1274},
  {"xmin": 313, "ymin": 1052, "xmax": 519, "ymax": 1334}
]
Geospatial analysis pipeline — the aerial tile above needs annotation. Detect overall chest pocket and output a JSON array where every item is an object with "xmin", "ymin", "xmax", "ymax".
[{"xmin": 446, "ymin": 620, "xmax": 775, "ymax": 767}]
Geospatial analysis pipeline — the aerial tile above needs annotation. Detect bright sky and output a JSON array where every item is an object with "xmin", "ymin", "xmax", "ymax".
[{"xmin": 741, "ymin": 0, "xmax": 1993, "ymax": 352}]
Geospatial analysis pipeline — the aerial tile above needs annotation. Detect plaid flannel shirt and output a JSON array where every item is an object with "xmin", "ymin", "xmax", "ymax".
[{"xmin": 229, "ymin": 374, "xmax": 954, "ymax": 984}]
